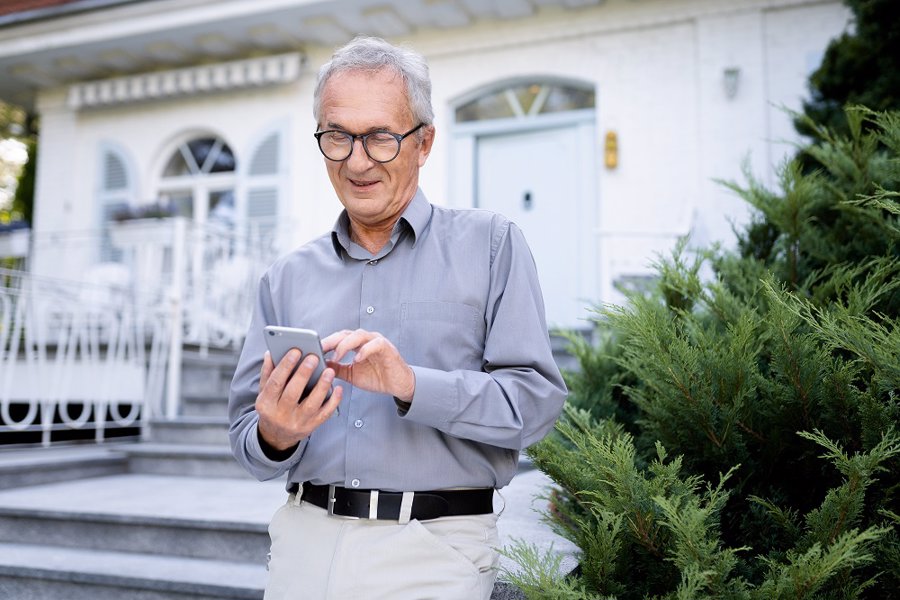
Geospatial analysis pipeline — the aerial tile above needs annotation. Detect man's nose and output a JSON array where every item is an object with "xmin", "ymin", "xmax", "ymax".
[{"xmin": 347, "ymin": 137, "xmax": 374, "ymax": 169}]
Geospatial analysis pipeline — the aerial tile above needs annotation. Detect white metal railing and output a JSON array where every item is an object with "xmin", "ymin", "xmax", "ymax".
[
  {"xmin": 0, "ymin": 216, "xmax": 282, "ymax": 444},
  {"xmin": 105, "ymin": 217, "xmax": 278, "ymax": 352},
  {"xmin": 0, "ymin": 268, "xmax": 169, "ymax": 446}
]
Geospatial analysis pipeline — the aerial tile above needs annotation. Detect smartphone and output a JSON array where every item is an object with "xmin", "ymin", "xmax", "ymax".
[{"xmin": 263, "ymin": 326, "xmax": 333, "ymax": 401}]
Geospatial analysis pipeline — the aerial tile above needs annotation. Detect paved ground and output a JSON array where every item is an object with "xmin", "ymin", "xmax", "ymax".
[{"xmin": 495, "ymin": 463, "xmax": 579, "ymax": 576}]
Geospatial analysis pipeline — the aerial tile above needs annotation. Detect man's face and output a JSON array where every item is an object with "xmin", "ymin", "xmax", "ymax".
[{"xmin": 318, "ymin": 68, "xmax": 434, "ymax": 231}]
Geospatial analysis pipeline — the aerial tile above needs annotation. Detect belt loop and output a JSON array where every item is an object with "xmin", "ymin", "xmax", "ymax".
[
  {"xmin": 291, "ymin": 483, "xmax": 304, "ymax": 507},
  {"xmin": 398, "ymin": 491, "xmax": 414, "ymax": 524},
  {"xmin": 368, "ymin": 490, "xmax": 379, "ymax": 519},
  {"xmin": 327, "ymin": 485, "xmax": 337, "ymax": 516}
]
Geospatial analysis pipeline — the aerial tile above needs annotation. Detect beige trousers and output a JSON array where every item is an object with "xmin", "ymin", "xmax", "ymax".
[{"xmin": 264, "ymin": 493, "xmax": 501, "ymax": 600}]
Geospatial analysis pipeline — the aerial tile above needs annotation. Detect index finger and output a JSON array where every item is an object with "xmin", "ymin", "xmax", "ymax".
[
  {"xmin": 331, "ymin": 329, "xmax": 375, "ymax": 363},
  {"xmin": 321, "ymin": 330, "xmax": 354, "ymax": 354}
]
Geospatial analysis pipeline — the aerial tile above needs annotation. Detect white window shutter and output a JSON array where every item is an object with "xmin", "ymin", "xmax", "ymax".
[
  {"xmin": 249, "ymin": 133, "xmax": 279, "ymax": 176},
  {"xmin": 247, "ymin": 187, "xmax": 277, "ymax": 219},
  {"xmin": 104, "ymin": 152, "xmax": 128, "ymax": 191}
]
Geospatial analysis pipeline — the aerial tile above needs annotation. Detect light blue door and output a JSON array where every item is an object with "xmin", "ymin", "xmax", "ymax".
[{"xmin": 476, "ymin": 125, "xmax": 586, "ymax": 329}]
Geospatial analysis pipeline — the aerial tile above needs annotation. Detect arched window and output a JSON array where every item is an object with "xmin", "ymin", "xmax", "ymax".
[
  {"xmin": 158, "ymin": 135, "xmax": 237, "ymax": 228},
  {"xmin": 162, "ymin": 137, "xmax": 236, "ymax": 177},
  {"xmin": 455, "ymin": 81, "xmax": 595, "ymax": 123}
]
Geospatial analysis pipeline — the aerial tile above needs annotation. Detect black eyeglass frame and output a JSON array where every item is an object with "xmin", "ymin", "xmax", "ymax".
[{"xmin": 313, "ymin": 123, "xmax": 426, "ymax": 163}]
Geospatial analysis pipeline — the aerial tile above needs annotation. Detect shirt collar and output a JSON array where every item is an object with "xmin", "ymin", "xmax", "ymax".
[{"xmin": 330, "ymin": 188, "xmax": 432, "ymax": 260}]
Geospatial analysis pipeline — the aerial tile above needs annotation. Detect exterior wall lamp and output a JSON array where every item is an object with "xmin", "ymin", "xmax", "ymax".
[{"xmin": 723, "ymin": 66, "xmax": 741, "ymax": 99}]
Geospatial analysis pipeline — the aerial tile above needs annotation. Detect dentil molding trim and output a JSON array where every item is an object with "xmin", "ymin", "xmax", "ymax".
[{"xmin": 67, "ymin": 52, "xmax": 304, "ymax": 110}]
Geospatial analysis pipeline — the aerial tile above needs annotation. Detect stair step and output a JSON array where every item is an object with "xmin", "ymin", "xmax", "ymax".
[
  {"xmin": 182, "ymin": 394, "xmax": 229, "ymax": 418},
  {"xmin": 0, "ymin": 507, "xmax": 269, "ymax": 563},
  {"xmin": 123, "ymin": 443, "xmax": 248, "ymax": 478},
  {"xmin": 0, "ymin": 446, "xmax": 128, "ymax": 490},
  {"xmin": 0, "ymin": 542, "xmax": 264, "ymax": 600},
  {"xmin": 149, "ymin": 417, "xmax": 230, "ymax": 445},
  {"xmin": 0, "ymin": 474, "xmax": 284, "ymax": 560},
  {"xmin": 0, "ymin": 468, "xmax": 574, "ymax": 599},
  {"xmin": 181, "ymin": 349, "xmax": 239, "ymax": 399}
]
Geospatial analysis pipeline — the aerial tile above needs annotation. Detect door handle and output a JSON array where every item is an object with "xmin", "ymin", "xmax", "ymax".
[{"xmin": 523, "ymin": 191, "xmax": 533, "ymax": 210}]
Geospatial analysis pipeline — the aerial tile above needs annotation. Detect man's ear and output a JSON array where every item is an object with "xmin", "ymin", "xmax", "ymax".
[{"xmin": 417, "ymin": 125, "xmax": 436, "ymax": 167}]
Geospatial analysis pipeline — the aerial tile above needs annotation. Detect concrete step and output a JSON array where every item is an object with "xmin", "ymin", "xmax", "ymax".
[
  {"xmin": 0, "ymin": 506, "xmax": 268, "ymax": 563},
  {"xmin": 182, "ymin": 394, "xmax": 229, "ymax": 418},
  {"xmin": 0, "ymin": 474, "xmax": 279, "ymax": 598},
  {"xmin": 122, "ymin": 443, "xmax": 249, "ymax": 478},
  {"xmin": 0, "ymin": 474, "xmax": 283, "ymax": 558},
  {"xmin": 181, "ymin": 349, "xmax": 239, "ymax": 400},
  {"xmin": 0, "ymin": 542, "xmax": 265, "ymax": 600},
  {"xmin": 0, "ymin": 445, "xmax": 128, "ymax": 490},
  {"xmin": 0, "ymin": 542, "xmax": 529, "ymax": 600},
  {"xmin": 148, "ymin": 416, "xmax": 230, "ymax": 446},
  {"xmin": 0, "ymin": 469, "xmax": 574, "ymax": 599}
]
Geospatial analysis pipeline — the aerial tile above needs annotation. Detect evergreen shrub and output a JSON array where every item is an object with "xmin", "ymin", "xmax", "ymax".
[{"xmin": 505, "ymin": 108, "xmax": 900, "ymax": 599}]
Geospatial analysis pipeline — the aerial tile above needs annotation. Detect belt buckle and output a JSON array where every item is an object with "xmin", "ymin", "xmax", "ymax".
[{"xmin": 326, "ymin": 485, "xmax": 360, "ymax": 519}]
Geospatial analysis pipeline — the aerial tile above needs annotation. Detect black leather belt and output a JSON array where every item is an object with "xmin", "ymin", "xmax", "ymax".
[{"xmin": 291, "ymin": 482, "xmax": 494, "ymax": 521}]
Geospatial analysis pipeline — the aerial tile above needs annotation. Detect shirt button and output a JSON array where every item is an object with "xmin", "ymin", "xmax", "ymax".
[
  {"xmin": 350, "ymin": 479, "xmax": 360, "ymax": 488},
  {"xmin": 354, "ymin": 419, "xmax": 364, "ymax": 428},
  {"xmin": 366, "ymin": 306, "xmax": 374, "ymax": 314},
  {"xmin": 368, "ymin": 260, "xmax": 378, "ymax": 265}
]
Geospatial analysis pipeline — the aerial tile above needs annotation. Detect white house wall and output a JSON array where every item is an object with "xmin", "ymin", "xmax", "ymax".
[
  {"xmin": 415, "ymin": 0, "xmax": 849, "ymax": 304},
  {"xmin": 28, "ymin": 0, "xmax": 850, "ymax": 308},
  {"xmin": 31, "ymin": 74, "xmax": 340, "ymax": 277},
  {"xmin": 763, "ymin": 2, "xmax": 849, "ymax": 174}
]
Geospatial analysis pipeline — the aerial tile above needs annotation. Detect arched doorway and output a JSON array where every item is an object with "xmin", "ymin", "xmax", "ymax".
[{"xmin": 451, "ymin": 79, "xmax": 598, "ymax": 330}]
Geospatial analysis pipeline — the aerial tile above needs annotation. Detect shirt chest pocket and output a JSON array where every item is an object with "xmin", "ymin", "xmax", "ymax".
[{"xmin": 400, "ymin": 301, "xmax": 484, "ymax": 371}]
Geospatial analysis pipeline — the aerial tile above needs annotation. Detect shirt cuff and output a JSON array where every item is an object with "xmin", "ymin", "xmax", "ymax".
[
  {"xmin": 402, "ymin": 365, "xmax": 458, "ymax": 427},
  {"xmin": 393, "ymin": 396, "xmax": 412, "ymax": 416},
  {"xmin": 250, "ymin": 422, "xmax": 307, "ymax": 465}
]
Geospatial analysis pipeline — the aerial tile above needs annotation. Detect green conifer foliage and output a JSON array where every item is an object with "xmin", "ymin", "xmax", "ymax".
[{"xmin": 509, "ymin": 110, "xmax": 899, "ymax": 598}]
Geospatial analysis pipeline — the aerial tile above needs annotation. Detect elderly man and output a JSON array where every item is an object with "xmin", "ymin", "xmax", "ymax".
[{"xmin": 229, "ymin": 35, "xmax": 567, "ymax": 600}]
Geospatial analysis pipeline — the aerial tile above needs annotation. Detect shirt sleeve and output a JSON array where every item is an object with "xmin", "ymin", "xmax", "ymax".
[
  {"xmin": 402, "ymin": 221, "xmax": 568, "ymax": 450},
  {"xmin": 228, "ymin": 272, "xmax": 308, "ymax": 481}
]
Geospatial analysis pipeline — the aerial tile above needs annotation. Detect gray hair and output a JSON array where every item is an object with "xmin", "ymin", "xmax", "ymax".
[{"xmin": 313, "ymin": 36, "xmax": 434, "ymax": 127}]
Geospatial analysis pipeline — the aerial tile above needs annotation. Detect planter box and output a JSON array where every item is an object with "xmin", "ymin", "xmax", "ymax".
[{"xmin": 108, "ymin": 218, "xmax": 175, "ymax": 248}]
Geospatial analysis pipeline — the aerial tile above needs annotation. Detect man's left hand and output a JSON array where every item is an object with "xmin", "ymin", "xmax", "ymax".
[{"xmin": 322, "ymin": 329, "xmax": 415, "ymax": 403}]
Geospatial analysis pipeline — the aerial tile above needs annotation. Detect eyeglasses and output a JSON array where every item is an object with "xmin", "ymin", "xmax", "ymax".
[{"xmin": 314, "ymin": 123, "xmax": 425, "ymax": 163}]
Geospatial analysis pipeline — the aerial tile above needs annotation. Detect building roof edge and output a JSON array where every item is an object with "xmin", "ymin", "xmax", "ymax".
[{"xmin": 0, "ymin": 0, "xmax": 149, "ymax": 29}]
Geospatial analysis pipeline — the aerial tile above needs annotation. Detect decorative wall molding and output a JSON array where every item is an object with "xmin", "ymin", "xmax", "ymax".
[{"xmin": 66, "ymin": 52, "xmax": 305, "ymax": 110}]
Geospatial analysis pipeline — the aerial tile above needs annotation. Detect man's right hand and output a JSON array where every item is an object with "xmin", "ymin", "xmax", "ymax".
[{"xmin": 255, "ymin": 349, "xmax": 343, "ymax": 452}]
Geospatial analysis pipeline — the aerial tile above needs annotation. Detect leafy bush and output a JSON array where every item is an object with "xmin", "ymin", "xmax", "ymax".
[{"xmin": 506, "ymin": 109, "xmax": 899, "ymax": 599}]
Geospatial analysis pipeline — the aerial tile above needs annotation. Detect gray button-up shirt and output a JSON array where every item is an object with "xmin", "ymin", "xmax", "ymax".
[{"xmin": 228, "ymin": 189, "xmax": 567, "ymax": 491}]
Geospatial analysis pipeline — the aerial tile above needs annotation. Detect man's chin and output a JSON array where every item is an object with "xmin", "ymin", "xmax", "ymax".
[
  {"xmin": 340, "ymin": 193, "xmax": 386, "ymax": 215},
  {"xmin": 342, "ymin": 187, "xmax": 384, "ymax": 205}
]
